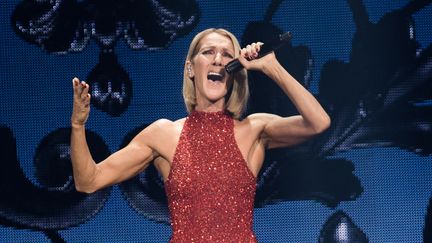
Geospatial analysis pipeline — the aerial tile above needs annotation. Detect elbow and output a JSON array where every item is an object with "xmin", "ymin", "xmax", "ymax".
[
  {"xmin": 312, "ymin": 115, "xmax": 331, "ymax": 135},
  {"xmin": 75, "ymin": 185, "xmax": 96, "ymax": 194},
  {"xmin": 74, "ymin": 181, "xmax": 98, "ymax": 194},
  {"xmin": 73, "ymin": 165, "xmax": 101, "ymax": 194},
  {"xmin": 322, "ymin": 114, "xmax": 331, "ymax": 132}
]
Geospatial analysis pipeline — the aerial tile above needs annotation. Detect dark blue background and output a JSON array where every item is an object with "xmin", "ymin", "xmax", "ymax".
[{"xmin": 0, "ymin": 0, "xmax": 431, "ymax": 242}]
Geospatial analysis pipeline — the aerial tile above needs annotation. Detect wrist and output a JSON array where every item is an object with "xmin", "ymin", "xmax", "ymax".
[
  {"xmin": 263, "ymin": 60, "xmax": 285, "ymax": 80},
  {"xmin": 71, "ymin": 120, "xmax": 86, "ymax": 129}
]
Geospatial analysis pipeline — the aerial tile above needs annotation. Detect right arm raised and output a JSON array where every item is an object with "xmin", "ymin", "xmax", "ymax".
[{"xmin": 71, "ymin": 78, "xmax": 155, "ymax": 193}]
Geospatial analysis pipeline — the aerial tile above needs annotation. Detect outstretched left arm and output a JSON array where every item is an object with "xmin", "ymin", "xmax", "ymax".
[{"xmin": 239, "ymin": 44, "xmax": 331, "ymax": 149}]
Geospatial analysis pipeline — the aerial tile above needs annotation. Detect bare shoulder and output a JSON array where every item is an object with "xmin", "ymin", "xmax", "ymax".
[
  {"xmin": 234, "ymin": 113, "xmax": 279, "ymax": 138},
  {"xmin": 240, "ymin": 113, "xmax": 285, "ymax": 144},
  {"xmin": 243, "ymin": 112, "xmax": 281, "ymax": 127},
  {"xmin": 131, "ymin": 117, "xmax": 186, "ymax": 158},
  {"xmin": 152, "ymin": 118, "xmax": 181, "ymax": 128},
  {"xmin": 143, "ymin": 117, "xmax": 186, "ymax": 136},
  {"xmin": 130, "ymin": 118, "xmax": 185, "ymax": 143}
]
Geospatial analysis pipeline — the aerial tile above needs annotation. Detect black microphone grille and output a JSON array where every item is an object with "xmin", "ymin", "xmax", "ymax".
[{"xmin": 279, "ymin": 32, "xmax": 292, "ymax": 42}]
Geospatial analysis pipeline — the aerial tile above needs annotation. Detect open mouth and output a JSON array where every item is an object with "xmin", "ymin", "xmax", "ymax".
[{"xmin": 207, "ymin": 71, "xmax": 224, "ymax": 82}]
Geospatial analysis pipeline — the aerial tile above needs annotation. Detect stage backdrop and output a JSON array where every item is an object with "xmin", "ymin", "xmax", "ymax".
[{"xmin": 1, "ymin": 0, "xmax": 431, "ymax": 242}]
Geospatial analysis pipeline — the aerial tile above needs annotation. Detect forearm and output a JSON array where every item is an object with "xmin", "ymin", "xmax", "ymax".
[
  {"xmin": 263, "ymin": 61, "xmax": 331, "ymax": 132},
  {"xmin": 70, "ymin": 124, "xmax": 98, "ymax": 192}
]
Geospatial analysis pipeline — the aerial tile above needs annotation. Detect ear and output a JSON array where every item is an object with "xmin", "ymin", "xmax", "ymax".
[{"xmin": 186, "ymin": 61, "xmax": 194, "ymax": 78}]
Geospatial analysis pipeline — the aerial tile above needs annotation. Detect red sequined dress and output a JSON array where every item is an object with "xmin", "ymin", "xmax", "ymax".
[{"xmin": 165, "ymin": 110, "xmax": 257, "ymax": 242}]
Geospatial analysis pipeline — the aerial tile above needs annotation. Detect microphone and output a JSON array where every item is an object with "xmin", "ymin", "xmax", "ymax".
[{"xmin": 225, "ymin": 32, "xmax": 292, "ymax": 74}]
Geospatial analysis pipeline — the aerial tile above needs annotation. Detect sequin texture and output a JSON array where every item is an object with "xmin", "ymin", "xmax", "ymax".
[{"xmin": 165, "ymin": 110, "xmax": 257, "ymax": 243}]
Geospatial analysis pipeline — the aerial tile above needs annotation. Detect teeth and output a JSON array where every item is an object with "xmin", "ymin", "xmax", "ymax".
[
  {"xmin": 207, "ymin": 72, "xmax": 224, "ymax": 81},
  {"xmin": 208, "ymin": 72, "xmax": 222, "ymax": 77}
]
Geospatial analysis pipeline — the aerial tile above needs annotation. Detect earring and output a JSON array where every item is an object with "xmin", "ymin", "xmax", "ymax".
[{"xmin": 187, "ymin": 65, "xmax": 192, "ymax": 74}]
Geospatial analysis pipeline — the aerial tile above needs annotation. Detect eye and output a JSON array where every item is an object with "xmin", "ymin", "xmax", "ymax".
[
  {"xmin": 202, "ymin": 49, "xmax": 214, "ymax": 55},
  {"xmin": 222, "ymin": 52, "xmax": 234, "ymax": 59}
]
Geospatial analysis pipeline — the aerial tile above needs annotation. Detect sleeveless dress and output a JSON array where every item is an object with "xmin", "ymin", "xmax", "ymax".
[{"xmin": 165, "ymin": 110, "xmax": 257, "ymax": 243}]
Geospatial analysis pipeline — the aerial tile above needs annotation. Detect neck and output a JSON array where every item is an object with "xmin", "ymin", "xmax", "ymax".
[{"xmin": 194, "ymin": 99, "xmax": 225, "ymax": 113}]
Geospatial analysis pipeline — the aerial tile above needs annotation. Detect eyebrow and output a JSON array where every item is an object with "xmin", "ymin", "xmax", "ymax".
[{"xmin": 199, "ymin": 45, "xmax": 234, "ymax": 53}]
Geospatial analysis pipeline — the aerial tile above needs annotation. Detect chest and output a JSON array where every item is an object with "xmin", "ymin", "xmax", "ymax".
[
  {"xmin": 155, "ymin": 115, "xmax": 264, "ymax": 180},
  {"xmin": 167, "ymin": 126, "xmax": 256, "ymax": 199}
]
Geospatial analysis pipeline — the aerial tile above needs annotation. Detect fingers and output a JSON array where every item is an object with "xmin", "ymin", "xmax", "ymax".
[
  {"xmin": 83, "ymin": 92, "xmax": 91, "ymax": 108},
  {"xmin": 241, "ymin": 42, "xmax": 263, "ymax": 60},
  {"xmin": 71, "ymin": 77, "xmax": 91, "ymax": 127},
  {"xmin": 72, "ymin": 77, "xmax": 90, "ymax": 100},
  {"xmin": 237, "ymin": 42, "xmax": 264, "ymax": 70},
  {"xmin": 72, "ymin": 77, "xmax": 91, "ymax": 110}
]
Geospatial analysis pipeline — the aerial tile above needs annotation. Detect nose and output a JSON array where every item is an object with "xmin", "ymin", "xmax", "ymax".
[{"xmin": 213, "ymin": 52, "xmax": 222, "ymax": 66}]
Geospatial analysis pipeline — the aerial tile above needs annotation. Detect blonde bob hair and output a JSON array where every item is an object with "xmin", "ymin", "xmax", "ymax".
[{"xmin": 182, "ymin": 28, "xmax": 248, "ymax": 119}]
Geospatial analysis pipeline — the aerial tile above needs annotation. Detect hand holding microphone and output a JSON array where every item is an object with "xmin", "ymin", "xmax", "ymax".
[{"xmin": 225, "ymin": 32, "xmax": 292, "ymax": 74}]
